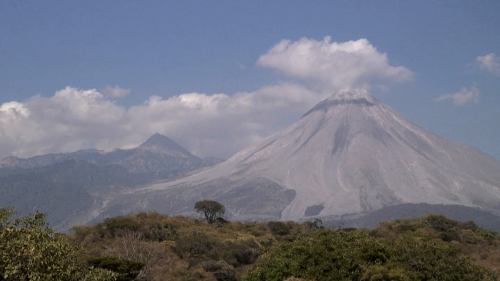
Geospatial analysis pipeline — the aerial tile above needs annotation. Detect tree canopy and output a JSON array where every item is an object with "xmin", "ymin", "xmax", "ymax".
[
  {"xmin": 194, "ymin": 200, "xmax": 225, "ymax": 224},
  {"xmin": 0, "ymin": 208, "xmax": 116, "ymax": 281}
]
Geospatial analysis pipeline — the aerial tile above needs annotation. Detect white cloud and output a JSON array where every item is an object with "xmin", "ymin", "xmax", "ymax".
[
  {"xmin": 434, "ymin": 86, "xmax": 480, "ymax": 106},
  {"xmin": 258, "ymin": 36, "xmax": 413, "ymax": 90},
  {"xmin": 0, "ymin": 84, "xmax": 323, "ymax": 159},
  {"xmin": 476, "ymin": 53, "xmax": 500, "ymax": 76},
  {"xmin": 101, "ymin": 85, "xmax": 130, "ymax": 98},
  {"xmin": 0, "ymin": 36, "xmax": 413, "ymax": 159},
  {"xmin": 0, "ymin": 101, "xmax": 30, "ymax": 118}
]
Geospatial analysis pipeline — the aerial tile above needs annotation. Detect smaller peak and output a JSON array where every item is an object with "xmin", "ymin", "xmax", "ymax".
[
  {"xmin": 144, "ymin": 133, "xmax": 168, "ymax": 142},
  {"xmin": 141, "ymin": 133, "xmax": 175, "ymax": 147},
  {"xmin": 139, "ymin": 133, "xmax": 192, "ymax": 155}
]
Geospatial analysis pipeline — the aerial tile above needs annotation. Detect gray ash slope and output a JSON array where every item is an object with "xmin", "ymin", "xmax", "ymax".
[
  {"xmin": 99, "ymin": 90, "xmax": 500, "ymax": 225},
  {"xmin": 0, "ymin": 134, "xmax": 218, "ymax": 229}
]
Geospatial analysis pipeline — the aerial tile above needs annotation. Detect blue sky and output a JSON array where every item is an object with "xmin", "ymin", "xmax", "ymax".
[{"xmin": 0, "ymin": 1, "xmax": 499, "ymax": 159}]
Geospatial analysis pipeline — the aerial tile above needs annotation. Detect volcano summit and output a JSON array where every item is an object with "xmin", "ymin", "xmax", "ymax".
[{"xmin": 98, "ymin": 90, "xmax": 500, "ymax": 225}]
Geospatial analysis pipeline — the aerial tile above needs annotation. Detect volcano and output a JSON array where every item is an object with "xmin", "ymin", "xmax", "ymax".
[{"xmin": 99, "ymin": 90, "xmax": 500, "ymax": 225}]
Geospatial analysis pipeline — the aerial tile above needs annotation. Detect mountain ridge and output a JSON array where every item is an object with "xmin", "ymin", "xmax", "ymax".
[
  {"xmin": 0, "ymin": 133, "xmax": 202, "ymax": 169},
  {"xmin": 0, "ymin": 133, "xmax": 219, "ymax": 229},
  {"xmin": 95, "ymin": 90, "xmax": 500, "ymax": 224}
]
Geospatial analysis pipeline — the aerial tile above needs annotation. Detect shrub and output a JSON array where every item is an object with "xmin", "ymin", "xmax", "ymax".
[
  {"xmin": 173, "ymin": 231, "xmax": 217, "ymax": 258},
  {"xmin": 244, "ymin": 230, "xmax": 495, "ymax": 281},
  {"xmin": 424, "ymin": 215, "xmax": 458, "ymax": 232},
  {"xmin": 360, "ymin": 265, "xmax": 410, "ymax": 281},
  {"xmin": 212, "ymin": 239, "xmax": 261, "ymax": 267},
  {"xmin": 88, "ymin": 256, "xmax": 144, "ymax": 281},
  {"xmin": 200, "ymin": 260, "xmax": 237, "ymax": 281},
  {"xmin": 394, "ymin": 222, "xmax": 418, "ymax": 233},
  {"xmin": 201, "ymin": 260, "xmax": 231, "ymax": 272},
  {"xmin": 100, "ymin": 216, "xmax": 141, "ymax": 237},
  {"xmin": 213, "ymin": 269, "xmax": 237, "ymax": 281},
  {"xmin": 229, "ymin": 240, "xmax": 260, "ymax": 266},
  {"xmin": 142, "ymin": 221, "xmax": 177, "ymax": 241},
  {"xmin": 103, "ymin": 231, "xmax": 163, "ymax": 265},
  {"xmin": 267, "ymin": 221, "xmax": 290, "ymax": 236},
  {"xmin": 215, "ymin": 217, "xmax": 229, "ymax": 226}
]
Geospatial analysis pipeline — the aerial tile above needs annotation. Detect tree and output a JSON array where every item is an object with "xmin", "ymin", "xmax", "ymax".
[
  {"xmin": 194, "ymin": 200, "xmax": 225, "ymax": 224},
  {"xmin": 0, "ymin": 208, "xmax": 116, "ymax": 281}
]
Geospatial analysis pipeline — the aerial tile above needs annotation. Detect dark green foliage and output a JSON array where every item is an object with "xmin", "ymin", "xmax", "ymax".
[
  {"xmin": 194, "ymin": 200, "xmax": 225, "ymax": 224},
  {"xmin": 393, "ymin": 221, "xmax": 418, "ymax": 232},
  {"xmin": 312, "ymin": 218, "xmax": 324, "ymax": 229},
  {"xmin": 383, "ymin": 215, "xmax": 498, "ymax": 244},
  {"xmin": 230, "ymin": 241, "xmax": 260, "ymax": 265},
  {"xmin": 213, "ymin": 269, "xmax": 237, "ymax": 281},
  {"xmin": 360, "ymin": 265, "xmax": 409, "ymax": 281},
  {"xmin": 220, "ymin": 240, "xmax": 261, "ymax": 267},
  {"xmin": 69, "ymin": 211, "xmax": 500, "ymax": 281},
  {"xmin": 391, "ymin": 237, "xmax": 494, "ymax": 281},
  {"xmin": 267, "ymin": 221, "xmax": 290, "ymax": 236},
  {"xmin": 93, "ymin": 213, "xmax": 178, "ymax": 241},
  {"xmin": 88, "ymin": 257, "xmax": 144, "ymax": 281},
  {"xmin": 141, "ymin": 220, "xmax": 177, "ymax": 241},
  {"xmin": 100, "ymin": 216, "xmax": 141, "ymax": 237},
  {"xmin": 425, "ymin": 215, "xmax": 459, "ymax": 232},
  {"xmin": 0, "ymin": 208, "xmax": 116, "ymax": 281},
  {"xmin": 172, "ymin": 231, "xmax": 261, "ymax": 269},
  {"xmin": 462, "ymin": 220, "xmax": 480, "ymax": 231},
  {"xmin": 201, "ymin": 260, "xmax": 230, "ymax": 272},
  {"xmin": 215, "ymin": 217, "xmax": 229, "ymax": 226},
  {"xmin": 304, "ymin": 218, "xmax": 324, "ymax": 230},
  {"xmin": 424, "ymin": 215, "xmax": 489, "ymax": 242},
  {"xmin": 173, "ymin": 231, "xmax": 217, "ymax": 258},
  {"xmin": 245, "ymin": 230, "xmax": 496, "ymax": 281},
  {"xmin": 200, "ymin": 260, "xmax": 237, "ymax": 281}
]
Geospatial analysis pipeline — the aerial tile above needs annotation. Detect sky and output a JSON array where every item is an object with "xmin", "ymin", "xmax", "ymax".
[{"xmin": 0, "ymin": 1, "xmax": 499, "ymax": 159}]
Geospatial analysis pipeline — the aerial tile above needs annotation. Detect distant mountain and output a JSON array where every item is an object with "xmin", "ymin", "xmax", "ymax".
[
  {"xmin": 94, "ymin": 90, "xmax": 500, "ymax": 226},
  {"xmin": 0, "ymin": 149, "xmax": 104, "ymax": 169},
  {"xmin": 139, "ymin": 133, "xmax": 194, "ymax": 155},
  {"xmin": 0, "ymin": 134, "xmax": 218, "ymax": 229},
  {"xmin": 323, "ymin": 203, "xmax": 500, "ymax": 231}
]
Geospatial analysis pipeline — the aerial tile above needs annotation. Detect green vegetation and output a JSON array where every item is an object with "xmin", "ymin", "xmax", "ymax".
[
  {"xmin": 70, "ymin": 213, "xmax": 500, "ymax": 281},
  {"xmin": 1, "ymin": 207, "xmax": 499, "ymax": 281},
  {"xmin": 71, "ymin": 212, "xmax": 309, "ymax": 280},
  {"xmin": 88, "ymin": 257, "xmax": 144, "ymax": 281},
  {"xmin": 267, "ymin": 221, "xmax": 292, "ymax": 236},
  {"xmin": 0, "ymin": 208, "xmax": 116, "ymax": 281},
  {"xmin": 246, "ymin": 230, "xmax": 495, "ymax": 281},
  {"xmin": 194, "ymin": 200, "xmax": 226, "ymax": 224}
]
